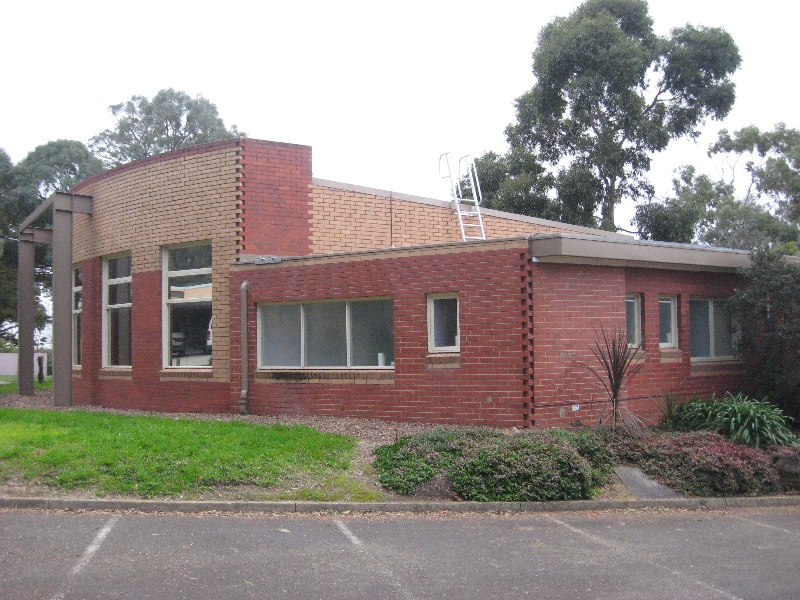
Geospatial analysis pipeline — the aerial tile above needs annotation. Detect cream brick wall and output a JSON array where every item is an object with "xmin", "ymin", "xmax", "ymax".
[
  {"xmin": 72, "ymin": 145, "xmax": 242, "ymax": 380},
  {"xmin": 309, "ymin": 184, "xmax": 601, "ymax": 253}
]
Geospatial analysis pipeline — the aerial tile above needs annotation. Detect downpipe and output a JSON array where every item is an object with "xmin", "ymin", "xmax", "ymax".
[{"xmin": 239, "ymin": 280, "xmax": 250, "ymax": 414}]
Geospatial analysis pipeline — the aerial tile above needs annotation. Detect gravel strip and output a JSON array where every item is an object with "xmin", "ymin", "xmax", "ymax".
[{"xmin": 0, "ymin": 390, "xmax": 467, "ymax": 444}]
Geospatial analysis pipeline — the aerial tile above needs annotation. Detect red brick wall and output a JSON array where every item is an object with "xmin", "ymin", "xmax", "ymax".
[
  {"xmin": 72, "ymin": 266, "xmax": 229, "ymax": 412},
  {"xmin": 531, "ymin": 263, "xmax": 747, "ymax": 428},
  {"xmin": 230, "ymin": 243, "xmax": 532, "ymax": 427},
  {"xmin": 239, "ymin": 140, "xmax": 313, "ymax": 256}
]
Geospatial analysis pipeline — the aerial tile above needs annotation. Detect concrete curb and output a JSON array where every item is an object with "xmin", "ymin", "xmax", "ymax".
[{"xmin": 1, "ymin": 495, "xmax": 798, "ymax": 514}]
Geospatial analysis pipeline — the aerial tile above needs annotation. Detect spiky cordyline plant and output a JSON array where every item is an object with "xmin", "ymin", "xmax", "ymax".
[{"xmin": 581, "ymin": 325, "xmax": 645, "ymax": 437}]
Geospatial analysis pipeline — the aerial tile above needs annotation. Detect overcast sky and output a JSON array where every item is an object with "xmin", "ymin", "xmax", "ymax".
[{"xmin": 3, "ymin": 0, "xmax": 797, "ymax": 229}]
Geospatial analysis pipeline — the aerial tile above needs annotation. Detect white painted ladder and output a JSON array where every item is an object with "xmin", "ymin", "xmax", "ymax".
[{"xmin": 439, "ymin": 153, "xmax": 486, "ymax": 241}]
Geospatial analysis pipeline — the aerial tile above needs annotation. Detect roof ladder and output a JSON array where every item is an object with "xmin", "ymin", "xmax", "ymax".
[{"xmin": 439, "ymin": 153, "xmax": 486, "ymax": 241}]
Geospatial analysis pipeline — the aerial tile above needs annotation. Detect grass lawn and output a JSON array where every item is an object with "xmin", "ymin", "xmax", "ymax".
[
  {"xmin": 0, "ymin": 377, "xmax": 52, "ymax": 394},
  {"xmin": 0, "ymin": 408, "xmax": 366, "ymax": 499}
]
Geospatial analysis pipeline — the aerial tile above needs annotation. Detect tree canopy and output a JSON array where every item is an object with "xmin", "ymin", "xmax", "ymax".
[
  {"xmin": 481, "ymin": 0, "xmax": 741, "ymax": 230},
  {"xmin": 0, "ymin": 140, "xmax": 102, "ymax": 346},
  {"xmin": 634, "ymin": 126, "xmax": 800, "ymax": 251},
  {"xmin": 729, "ymin": 248, "xmax": 800, "ymax": 420},
  {"xmin": 90, "ymin": 88, "xmax": 245, "ymax": 168}
]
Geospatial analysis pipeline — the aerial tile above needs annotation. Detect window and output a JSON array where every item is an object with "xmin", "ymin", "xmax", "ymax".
[
  {"xmin": 659, "ymin": 296, "xmax": 678, "ymax": 348},
  {"xmin": 625, "ymin": 294, "xmax": 642, "ymax": 348},
  {"xmin": 72, "ymin": 267, "xmax": 82, "ymax": 366},
  {"xmin": 428, "ymin": 294, "xmax": 459, "ymax": 352},
  {"xmin": 259, "ymin": 299, "xmax": 394, "ymax": 368},
  {"xmin": 690, "ymin": 298, "xmax": 735, "ymax": 360},
  {"xmin": 103, "ymin": 254, "xmax": 132, "ymax": 367},
  {"xmin": 164, "ymin": 243, "xmax": 212, "ymax": 368}
]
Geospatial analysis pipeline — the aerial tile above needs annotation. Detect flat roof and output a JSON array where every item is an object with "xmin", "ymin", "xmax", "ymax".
[{"xmin": 528, "ymin": 233, "xmax": 754, "ymax": 272}]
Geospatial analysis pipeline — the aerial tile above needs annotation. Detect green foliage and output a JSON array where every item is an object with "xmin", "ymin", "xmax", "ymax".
[
  {"xmin": 0, "ymin": 141, "xmax": 100, "ymax": 343},
  {"xmin": 489, "ymin": 0, "xmax": 740, "ymax": 230},
  {"xmin": 611, "ymin": 431, "xmax": 780, "ymax": 496},
  {"xmin": 0, "ymin": 409, "xmax": 355, "ymax": 497},
  {"xmin": 633, "ymin": 196, "xmax": 700, "ymax": 243},
  {"xmin": 90, "ymin": 88, "xmax": 244, "ymax": 168},
  {"xmin": 5, "ymin": 140, "xmax": 103, "ymax": 226},
  {"xmin": 728, "ymin": 249, "xmax": 800, "ymax": 419},
  {"xmin": 711, "ymin": 123, "xmax": 800, "ymax": 221},
  {"xmin": 374, "ymin": 428, "xmax": 613, "ymax": 501},
  {"xmin": 675, "ymin": 393, "xmax": 797, "ymax": 448}
]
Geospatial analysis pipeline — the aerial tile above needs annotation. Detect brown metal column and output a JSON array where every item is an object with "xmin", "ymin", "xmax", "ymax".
[
  {"xmin": 17, "ymin": 232, "xmax": 35, "ymax": 396},
  {"xmin": 52, "ymin": 197, "xmax": 74, "ymax": 407}
]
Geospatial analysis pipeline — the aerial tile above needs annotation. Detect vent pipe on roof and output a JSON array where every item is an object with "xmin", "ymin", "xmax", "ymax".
[{"xmin": 239, "ymin": 280, "xmax": 250, "ymax": 414}]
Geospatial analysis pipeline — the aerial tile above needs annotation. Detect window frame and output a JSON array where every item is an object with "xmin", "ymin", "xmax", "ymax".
[
  {"xmin": 427, "ymin": 293, "xmax": 460, "ymax": 353},
  {"xmin": 625, "ymin": 294, "xmax": 642, "ymax": 349},
  {"xmin": 658, "ymin": 295, "xmax": 678, "ymax": 349},
  {"xmin": 72, "ymin": 266, "xmax": 82, "ymax": 366},
  {"xmin": 102, "ymin": 253, "xmax": 133, "ymax": 368},
  {"xmin": 689, "ymin": 297, "xmax": 737, "ymax": 362},
  {"xmin": 162, "ymin": 242, "xmax": 213, "ymax": 369},
  {"xmin": 257, "ymin": 297, "xmax": 395, "ymax": 369}
]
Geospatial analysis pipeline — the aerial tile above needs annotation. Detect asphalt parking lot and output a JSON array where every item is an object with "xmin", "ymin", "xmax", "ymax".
[{"xmin": 1, "ymin": 506, "xmax": 798, "ymax": 599}]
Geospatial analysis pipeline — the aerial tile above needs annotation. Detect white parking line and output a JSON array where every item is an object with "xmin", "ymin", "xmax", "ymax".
[
  {"xmin": 333, "ymin": 518, "xmax": 415, "ymax": 600},
  {"xmin": 333, "ymin": 518, "xmax": 363, "ymax": 546},
  {"xmin": 50, "ymin": 515, "xmax": 120, "ymax": 600},
  {"xmin": 730, "ymin": 515, "xmax": 800, "ymax": 537},
  {"xmin": 546, "ymin": 515, "xmax": 743, "ymax": 600}
]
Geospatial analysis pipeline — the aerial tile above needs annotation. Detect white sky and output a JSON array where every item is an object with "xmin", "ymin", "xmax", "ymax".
[{"xmin": 2, "ymin": 0, "xmax": 797, "ymax": 230}]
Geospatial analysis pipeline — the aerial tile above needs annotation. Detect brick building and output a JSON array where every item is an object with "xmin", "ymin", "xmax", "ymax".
[{"xmin": 24, "ymin": 138, "xmax": 750, "ymax": 427}]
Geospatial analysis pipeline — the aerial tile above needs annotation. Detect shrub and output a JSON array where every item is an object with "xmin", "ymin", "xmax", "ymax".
[
  {"xmin": 611, "ymin": 431, "xmax": 780, "ymax": 496},
  {"xmin": 675, "ymin": 392, "xmax": 797, "ymax": 448},
  {"xmin": 373, "ymin": 428, "xmax": 497, "ymax": 495},
  {"xmin": 375, "ymin": 428, "xmax": 613, "ymax": 501},
  {"xmin": 449, "ymin": 434, "xmax": 596, "ymax": 501}
]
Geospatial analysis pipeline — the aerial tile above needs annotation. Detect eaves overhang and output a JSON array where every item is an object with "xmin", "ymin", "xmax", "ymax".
[{"xmin": 528, "ymin": 233, "xmax": 753, "ymax": 273}]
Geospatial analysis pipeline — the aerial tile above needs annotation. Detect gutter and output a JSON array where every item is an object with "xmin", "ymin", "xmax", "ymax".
[{"xmin": 239, "ymin": 280, "xmax": 250, "ymax": 414}]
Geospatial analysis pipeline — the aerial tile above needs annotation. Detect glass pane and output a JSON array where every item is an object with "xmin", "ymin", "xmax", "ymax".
[
  {"xmin": 433, "ymin": 298, "xmax": 458, "ymax": 348},
  {"xmin": 169, "ymin": 244, "xmax": 212, "ymax": 271},
  {"xmin": 74, "ymin": 291, "xmax": 82, "ymax": 311},
  {"xmin": 108, "ymin": 282, "xmax": 131, "ymax": 305},
  {"xmin": 73, "ymin": 313, "xmax": 81, "ymax": 366},
  {"xmin": 305, "ymin": 302, "xmax": 347, "ymax": 366},
  {"xmin": 350, "ymin": 300, "xmax": 394, "ymax": 366},
  {"xmin": 713, "ymin": 302, "xmax": 733, "ymax": 357},
  {"xmin": 690, "ymin": 300, "xmax": 710, "ymax": 358},
  {"xmin": 659, "ymin": 299, "xmax": 674, "ymax": 345},
  {"xmin": 169, "ymin": 274, "xmax": 212, "ymax": 299},
  {"xmin": 108, "ymin": 255, "xmax": 131, "ymax": 279},
  {"xmin": 169, "ymin": 301, "xmax": 212, "ymax": 366},
  {"xmin": 626, "ymin": 298, "xmax": 638, "ymax": 346},
  {"xmin": 73, "ymin": 268, "xmax": 82, "ymax": 287},
  {"xmin": 109, "ymin": 307, "xmax": 132, "ymax": 366},
  {"xmin": 262, "ymin": 304, "xmax": 302, "ymax": 367}
]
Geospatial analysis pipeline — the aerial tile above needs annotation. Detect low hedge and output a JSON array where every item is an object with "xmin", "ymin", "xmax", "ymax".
[
  {"xmin": 374, "ymin": 428, "xmax": 612, "ymax": 501},
  {"xmin": 611, "ymin": 431, "xmax": 781, "ymax": 496}
]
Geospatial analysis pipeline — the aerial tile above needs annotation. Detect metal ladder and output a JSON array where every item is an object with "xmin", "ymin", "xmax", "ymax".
[{"xmin": 439, "ymin": 153, "xmax": 486, "ymax": 241}]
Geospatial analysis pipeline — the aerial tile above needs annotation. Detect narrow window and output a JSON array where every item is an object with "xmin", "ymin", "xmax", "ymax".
[
  {"xmin": 72, "ymin": 266, "xmax": 82, "ymax": 366},
  {"xmin": 103, "ymin": 254, "xmax": 132, "ymax": 367},
  {"xmin": 659, "ymin": 296, "xmax": 678, "ymax": 348},
  {"xmin": 690, "ymin": 299, "xmax": 735, "ymax": 360},
  {"xmin": 428, "ymin": 294, "xmax": 459, "ymax": 353},
  {"xmin": 259, "ymin": 299, "xmax": 394, "ymax": 368},
  {"xmin": 625, "ymin": 294, "xmax": 642, "ymax": 348},
  {"xmin": 164, "ymin": 243, "xmax": 212, "ymax": 368}
]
